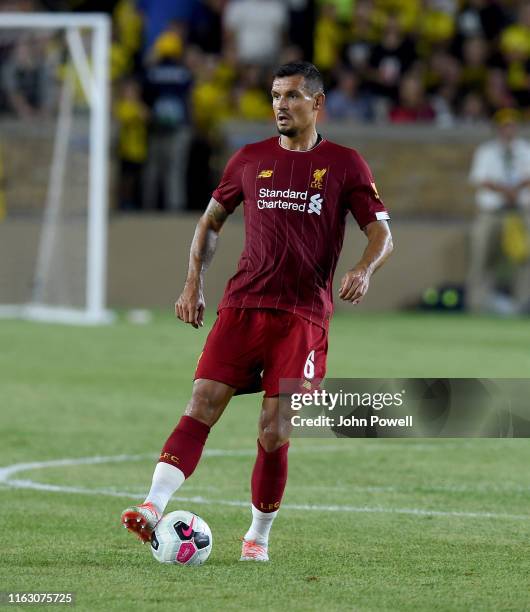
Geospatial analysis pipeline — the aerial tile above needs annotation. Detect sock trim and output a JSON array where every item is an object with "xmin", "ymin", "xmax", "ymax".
[{"xmin": 177, "ymin": 415, "xmax": 211, "ymax": 442}]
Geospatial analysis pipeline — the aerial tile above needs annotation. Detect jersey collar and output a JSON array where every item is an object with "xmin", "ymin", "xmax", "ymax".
[{"xmin": 277, "ymin": 133, "xmax": 325, "ymax": 153}]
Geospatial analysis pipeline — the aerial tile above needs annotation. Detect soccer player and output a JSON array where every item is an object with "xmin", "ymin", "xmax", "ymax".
[{"xmin": 121, "ymin": 61, "xmax": 393, "ymax": 561}]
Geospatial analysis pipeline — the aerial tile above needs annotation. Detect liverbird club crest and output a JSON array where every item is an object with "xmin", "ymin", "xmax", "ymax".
[{"xmin": 311, "ymin": 168, "xmax": 327, "ymax": 189}]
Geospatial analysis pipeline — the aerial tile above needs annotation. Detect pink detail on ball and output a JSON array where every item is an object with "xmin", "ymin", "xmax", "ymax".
[{"xmin": 176, "ymin": 542, "xmax": 197, "ymax": 564}]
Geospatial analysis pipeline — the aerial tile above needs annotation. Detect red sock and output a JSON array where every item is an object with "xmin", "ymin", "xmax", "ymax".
[
  {"xmin": 251, "ymin": 439, "xmax": 289, "ymax": 513},
  {"xmin": 159, "ymin": 415, "xmax": 210, "ymax": 478}
]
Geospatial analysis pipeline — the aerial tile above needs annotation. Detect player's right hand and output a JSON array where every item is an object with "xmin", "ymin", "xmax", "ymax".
[{"xmin": 175, "ymin": 282, "xmax": 205, "ymax": 329}]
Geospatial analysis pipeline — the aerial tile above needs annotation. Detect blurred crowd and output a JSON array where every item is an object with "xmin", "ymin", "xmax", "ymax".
[{"xmin": 1, "ymin": 0, "xmax": 530, "ymax": 211}]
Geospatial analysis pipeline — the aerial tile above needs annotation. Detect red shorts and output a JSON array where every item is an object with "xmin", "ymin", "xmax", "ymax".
[{"xmin": 194, "ymin": 307, "xmax": 328, "ymax": 397}]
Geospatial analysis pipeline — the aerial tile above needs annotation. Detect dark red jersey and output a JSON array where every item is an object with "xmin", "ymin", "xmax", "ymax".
[{"xmin": 212, "ymin": 136, "xmax": 390, "ymax": 329}]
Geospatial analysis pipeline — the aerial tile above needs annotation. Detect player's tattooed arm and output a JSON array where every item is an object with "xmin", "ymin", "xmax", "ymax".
[
  {"xmin": 175, "ymin": 198, "xmax": 229, "ymax": 328},
  {"xmin": 339, "ymin": 220, "xmax": 393, "ymax": 305},
  {"xmin": 205, "ymin": 198, "xmax": 229, "ymax": 232},
  {"xmin": 190, "ymin": 198, "xmax": 228, "ymax": 275}
]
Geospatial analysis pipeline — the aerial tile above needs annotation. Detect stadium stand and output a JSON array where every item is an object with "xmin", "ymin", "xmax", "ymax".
[{"xmin": 1, "ymin": 0, "xmax": 530, "ymax": 212}]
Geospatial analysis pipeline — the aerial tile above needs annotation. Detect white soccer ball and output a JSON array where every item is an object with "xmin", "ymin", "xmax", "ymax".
[{"xmin": 150, "ymin": 510, "xmax": 213, "ymax": 565}]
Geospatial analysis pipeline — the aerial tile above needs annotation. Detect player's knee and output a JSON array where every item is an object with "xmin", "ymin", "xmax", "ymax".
[
  {"xmin": 185, "ymin": 392, "xmax": 220, "ymax": 427},
  {"xmin": 258, "ymin": 429, "xmax": 288, "ymax": 453},
  {"xmin": 186, "ymin": 382, "xmax": 228, "ymax": 427}
]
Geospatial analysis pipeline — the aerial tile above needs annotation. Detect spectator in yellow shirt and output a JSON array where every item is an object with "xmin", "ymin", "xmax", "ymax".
[
  {"xmin": 499, "ymin": 3, "xmax": 530, "ymax": 108},
  {"xmin": 314, "ymin": 3, "xmax": 345, "ymax": 78},
  {"xmin": 114, "ymin": 78, "xmax": 149, "ymax": 210},
  {"xmin": 235, "ymin": 66, "xmax": 272, "ymax": 121},
  {"xmin": 191, "ymin": 54, "xmax": 233, "ymax": 138}
]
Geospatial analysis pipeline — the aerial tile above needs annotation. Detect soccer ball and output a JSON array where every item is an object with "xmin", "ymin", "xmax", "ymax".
[{"xmin": 150, "ymin": 510, "xmax": 212, "ymax": 565}]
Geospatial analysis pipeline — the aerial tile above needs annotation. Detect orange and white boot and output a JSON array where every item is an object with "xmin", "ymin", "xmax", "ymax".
[
  {"xmin": 240, "ymin": 539, "xmax": 269, "ymax": 562},
  {"xmin": 120, "ymin": 502, "xmax": 161, "ymax": 543}
]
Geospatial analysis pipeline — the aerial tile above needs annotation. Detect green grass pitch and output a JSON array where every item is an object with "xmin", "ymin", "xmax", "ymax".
[{"xmin": 1, "ymin": 312, "xmax": 529, "ymax": 611}]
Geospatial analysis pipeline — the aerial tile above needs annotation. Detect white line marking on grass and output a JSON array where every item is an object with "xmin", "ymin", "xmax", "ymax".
[
  {"xmin": 0, "ymin": 447, "xmax": 344, "ymax": 483},
  {"xmin": 0, "ymin": 445, "xmax": 468, "ymax": 482},
  {"xmin": 1, "ymin": 452, "xmax": 529, "ymax": 522},
  {"xmin": 0, "ymin": 453, "xmax": 154, "ymax": 481},
  {"xmin": 292, "ymin": 482, "xmax": 530, "ymax": 494}
]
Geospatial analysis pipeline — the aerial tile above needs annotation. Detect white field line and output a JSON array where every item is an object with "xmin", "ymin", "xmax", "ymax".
[
  {"xmin": 0, "ymin": 447, "xmax": 353, "ymax": 482},
  {"xmin": 0, "ymin": 446, "xmax": 350, "ymax": 482},
  {"xmin": 292, "ymin": 482, "xmax": 530, "ymax": 494},
  {"xmin": 0, "ymin": 451, "xmax": 529, "ymax": 522}
]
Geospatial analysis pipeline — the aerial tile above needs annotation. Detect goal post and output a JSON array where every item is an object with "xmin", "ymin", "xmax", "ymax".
[{"xmin": 0, "ymin": 12, "xmax": 113, "ymax": 325}]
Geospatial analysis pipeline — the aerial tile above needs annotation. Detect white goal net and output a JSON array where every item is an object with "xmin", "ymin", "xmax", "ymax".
[{"xmin": 0, "ymin": 12, "xmax": 112, "ymax": 324}]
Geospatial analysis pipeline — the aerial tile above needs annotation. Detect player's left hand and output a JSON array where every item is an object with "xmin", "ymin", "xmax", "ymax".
[{"xmin": 339, "ymin": 266, "xmax": 371, "ymax": 304}]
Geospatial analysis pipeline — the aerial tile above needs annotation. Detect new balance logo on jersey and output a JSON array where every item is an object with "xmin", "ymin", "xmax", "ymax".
[{"xmin": 308, "ymin": 194, "xmax": 323, "ymax": 215}]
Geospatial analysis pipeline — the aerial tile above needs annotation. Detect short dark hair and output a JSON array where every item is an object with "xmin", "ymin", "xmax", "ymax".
[{"xmin": 272, "ymin": 61, "xmax": 324, "ymax": 95}]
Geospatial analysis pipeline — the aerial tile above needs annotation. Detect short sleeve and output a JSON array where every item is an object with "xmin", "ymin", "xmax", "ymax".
[
  {"xmin": 343, "ymin": 151, "xmax": 390, "ymax": 230},
  {"xmin": 469, "ymin": 145, "xmax": 489, "ymax": 186},
  {"xmin": 212, "ymin": 147, "xmax": 247, "ymax": 213}
]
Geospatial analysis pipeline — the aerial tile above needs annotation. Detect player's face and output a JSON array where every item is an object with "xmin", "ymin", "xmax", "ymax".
[{"xmin": 271, "ymin": 75, "xmax": 323, "ymax": 137}]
